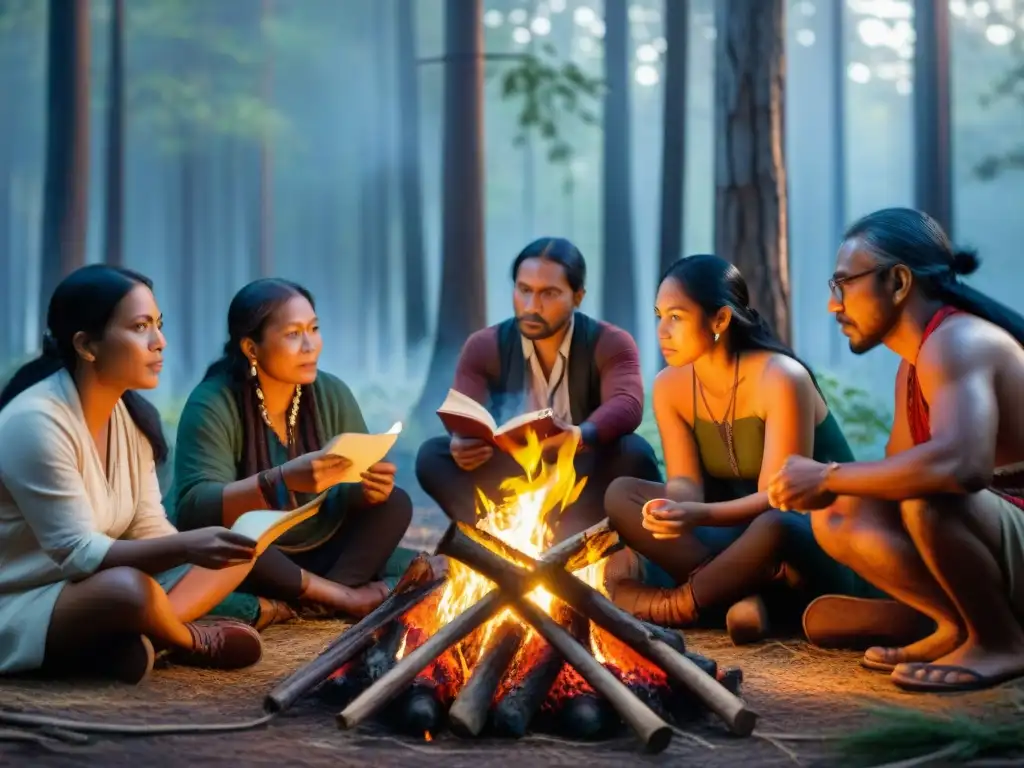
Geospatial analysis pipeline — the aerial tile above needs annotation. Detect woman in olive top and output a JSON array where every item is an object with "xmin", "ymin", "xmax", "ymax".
[
  {"xmin": 605, "ymin": 255, "xmax": 887, "ymax": 642},
  {"xmin": 171, "ymin": 278, "xmax": 435, "ymax": 623}
]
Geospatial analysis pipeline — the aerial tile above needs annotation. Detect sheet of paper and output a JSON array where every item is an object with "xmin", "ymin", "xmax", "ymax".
[{"xmin": 324, "ymin": 421, "xmax": 403, "ymax": 483}]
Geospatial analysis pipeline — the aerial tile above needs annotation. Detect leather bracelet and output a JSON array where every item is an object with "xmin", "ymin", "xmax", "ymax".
[{"xmin": 257, "ymin": 470, "xmax": 277, "ymax": 508}]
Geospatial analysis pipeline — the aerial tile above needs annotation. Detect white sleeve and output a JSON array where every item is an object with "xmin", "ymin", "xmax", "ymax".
[{"xmin": 0, "ymin": 408, "xmax": 114, "ymax": 579}]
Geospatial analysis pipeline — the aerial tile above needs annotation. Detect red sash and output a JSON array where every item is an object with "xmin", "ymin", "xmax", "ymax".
[{"xmin": 906, "ymin": 306, "xmax": 1024, "ymax": 510}]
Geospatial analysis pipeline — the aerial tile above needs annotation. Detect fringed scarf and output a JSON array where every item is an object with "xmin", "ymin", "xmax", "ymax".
[{"xmin": 906, "ymin": 306, "xmax": 1024, "ymax": 510}]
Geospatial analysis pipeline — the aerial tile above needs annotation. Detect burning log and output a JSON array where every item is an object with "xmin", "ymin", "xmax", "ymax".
[
  {"xmin": 491, "ymin": 606, "xmax": 578, "ymax": 738},
  {"xmin": 438, "ymin": 522, "xmax": 758, "ymax": 737},
  {"xmin": 557, "ymin": 693, "xmax": 614, "ymax": 740},
  {"xmin": 318, "ymin": 620, "xmax": 407, "ymax": 707},
  {"xmin": 264, "ymin": 554, "xmax": 442, "ymax": 714},
  {"xmin": 336, "ymin": 520, "xmax": 622, "ymax": 732},
  {"xmin": 496, "ymin": 588, "xmax": 672, "ymax": 752},
  {"xmin": 388, "ymin": 683, "xmax": 445, "ymax": 736},
  {"xmin": 449, "ymin": 620, "xmax": 525, "ymax": 738}
]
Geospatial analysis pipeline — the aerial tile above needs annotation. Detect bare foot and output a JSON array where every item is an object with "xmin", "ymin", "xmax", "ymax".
[
  {"xmin": 862, "ymin": 620, "xmax": 962, "ymax": 670},
  {"xmin": 892, "ymin": 635, "xmax": 1024, "ymax": 692}
]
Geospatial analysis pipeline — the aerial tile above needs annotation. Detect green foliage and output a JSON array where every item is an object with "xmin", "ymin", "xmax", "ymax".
[
  {"xmin": 816, "ymin": 371, "xmax": 892, "ymax": 453},
  {"xmin": 974, "ymin": 59, "xmax": 1024, "ymax": 180},
  {"xmin": 835, "ymin": 705, "xmax": 1024, "ymax": 765},
  {"xmin": 497, "ymin": 42, "xmax": 604, "ymax": 194}
]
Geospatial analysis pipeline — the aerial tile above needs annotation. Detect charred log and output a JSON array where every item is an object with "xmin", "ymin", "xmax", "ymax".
[
  {"xmin": 556, "ymin": 694, "xmax": 615, "ymax": 740},
  {"xmin": 449, "ymin": 620, "xmax": 525, "ymax": 738},
  {"xmin": 388, "ymin": 681, "xmax": 445, "ymax": 736},
  {"xmin": 265, "ymin": 554, "xmax": 441, "ymax": 713},
  {"xmin": 318, "ymin": 621, "xmax": 406, "ymax": 708},
  {"xmin": 491, "ymin": 632, "xmax": 564, "ymax": 738}
]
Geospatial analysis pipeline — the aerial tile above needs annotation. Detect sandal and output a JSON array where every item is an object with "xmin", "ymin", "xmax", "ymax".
[
  {"xmin": 891, "ymin": 662, "xmax": 1024, "ymax": 693},
  {"xmin": 861, "ymin": 646, "xmax": 913, "ymax": 673}
]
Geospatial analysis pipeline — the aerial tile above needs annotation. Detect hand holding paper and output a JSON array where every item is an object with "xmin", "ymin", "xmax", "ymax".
[{"xmin": 324, "ymin": 421, "xmax": 403, "ymax": 484}]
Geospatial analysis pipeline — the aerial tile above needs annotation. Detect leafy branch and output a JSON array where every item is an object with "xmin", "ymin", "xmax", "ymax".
[
  {"xmin": 816, "ymin": 372, "xmax": 892, "ymax": 452},
  {"xmin": 974, "ymin": 59, "xmax": 1024, "ymax": 180},
  {"xmin": 498, "ymin": 42, "xmax": 604, "ymax": 194}
]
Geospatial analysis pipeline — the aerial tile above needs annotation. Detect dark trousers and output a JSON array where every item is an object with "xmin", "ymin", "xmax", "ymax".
[
  {"xmin": 238, "ymin": 486, "xmax": 413, "ymax": 600},
  {"xmin": 416, "ymin": 433, "xmax": 662, "ymax": 542}
]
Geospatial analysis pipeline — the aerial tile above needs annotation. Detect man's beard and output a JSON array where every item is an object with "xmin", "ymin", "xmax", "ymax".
[
  {"xmin": 847, "ymin": 333, "xmax": 882, "ymax": 355},
  {"xmin": 517, "ymin": 313, "xmax": 566, "ymax": 340}
]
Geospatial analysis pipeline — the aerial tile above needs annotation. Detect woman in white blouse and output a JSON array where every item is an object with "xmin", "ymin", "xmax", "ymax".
[{"xmin": 0, "ymin": 265, "xmax": 264, "ymax": 683}]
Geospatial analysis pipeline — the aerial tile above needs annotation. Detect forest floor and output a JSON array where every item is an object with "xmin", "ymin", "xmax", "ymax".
[{"xmin": 1, "ymin": 512, "xmax": 1022, "ymax": 768}]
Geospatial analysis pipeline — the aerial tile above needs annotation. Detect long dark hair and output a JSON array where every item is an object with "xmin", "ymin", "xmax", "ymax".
[
  {"xmin": 0, "ymin": 264, "xmax": 169, "ymax": 463},
  {"xmin": 660, "ymin": 254, "xmax": 823, "ymax": 393},
  {"xmin": 843, "ymin": 207, "xmax": 1024, "ymax": 345},
  {"xmin": 203, "ymin": 278, "xmax": 321, "ymax": 478}
]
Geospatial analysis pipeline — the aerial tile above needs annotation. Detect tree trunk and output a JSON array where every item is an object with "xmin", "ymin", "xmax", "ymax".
[
  {"xmin": 657, "ymin": 0, "xmax": 688, "ymax": 366},
  {"xmin": 396, "ymin": 0, "xmax": 428, "ymax": 350},
  {"xmin": 179, "ymin": 147, "xmax": 198, "ymax": 383},
  {"xmin": 412, "ymin": 0, "xmax": 486, "ymax": 428},
  {"xmin": 913, "ymin": 0, "xmax": 952, "ymax": 235},
  {"xmin": 40, "ymin": 0, "xmax": 90, "ymax": 333},
  {"xmin": 372, "ymin": 0, "xmax": 395, "ymax": 370},
  {"xmin": 713, "ymin": 0, "xmax": 790, "ymax": 343},
  {"xmin": 600, "ymin": 0, "xmax": 637, "ymax": 338},
  {"xmin": 103, "ymin": 0, "xmax": 124, "ymax": 266},
  {"xmin": 258, "ymin": 0, "xmax": 274, "ymax": 276}
]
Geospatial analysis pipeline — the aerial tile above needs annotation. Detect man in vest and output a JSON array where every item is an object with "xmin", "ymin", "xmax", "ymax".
[
  {"xmin": 416, "ymin": 237, "xmax": 662, "ymax": 541},
  {"xmin": 768, "ymin": 208, "xmax": 1024, "ymax": 693}
]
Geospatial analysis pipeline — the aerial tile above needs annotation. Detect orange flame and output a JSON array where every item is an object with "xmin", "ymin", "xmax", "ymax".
[{"xmin": 394, "ymin": 427, "xmax": 622, "ymax": 698}]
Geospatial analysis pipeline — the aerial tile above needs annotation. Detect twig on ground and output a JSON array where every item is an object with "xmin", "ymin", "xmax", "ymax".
[
  {"xmin": 758, "ymin": 733, "xmax": 803, "ymax": 765},
  {"xmin": 864, "ymin": 742, "xmax": 970, "ymax": 768},
  {"xmin": 754, "ymin": 730, "xmax": 840, "ymax": 742},
  {"xmin": 0, "ymin": 726, "xmax": 93, "ymax": 754}
]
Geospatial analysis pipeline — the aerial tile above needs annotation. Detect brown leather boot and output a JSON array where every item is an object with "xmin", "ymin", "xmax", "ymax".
[
  {"xmin": 168, "ymin": 619, "xmax": 263, "ymax": 670},
  {"xmin": 609, "ymin": 579, "xmax": 699, "ymax": 627}
]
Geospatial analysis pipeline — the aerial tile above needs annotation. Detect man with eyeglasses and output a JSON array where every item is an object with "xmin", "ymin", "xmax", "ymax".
[{"xmin": 767, "ymin": 207, "xmax": 1024, "ymax": 693}]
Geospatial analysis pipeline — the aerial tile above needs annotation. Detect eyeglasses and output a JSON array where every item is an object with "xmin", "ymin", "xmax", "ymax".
[{"xmin": 828, "ymin": 265, "xmax": 888, "ymax": 302}]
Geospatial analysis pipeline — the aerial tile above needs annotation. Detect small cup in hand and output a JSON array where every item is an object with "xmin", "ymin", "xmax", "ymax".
[{"xmin": 642, "ymin": 498, "xmax": 678, "ymax": 540}]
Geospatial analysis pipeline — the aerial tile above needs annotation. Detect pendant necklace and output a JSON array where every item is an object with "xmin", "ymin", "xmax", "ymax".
[{"xmin": 696, "ymin": 353, "xmax": 741, "ymax": 476}]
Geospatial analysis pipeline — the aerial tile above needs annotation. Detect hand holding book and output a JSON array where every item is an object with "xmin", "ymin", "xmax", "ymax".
[{"xmin": 437, "ymin": 389, "xmax": 572, "ymax": 453}]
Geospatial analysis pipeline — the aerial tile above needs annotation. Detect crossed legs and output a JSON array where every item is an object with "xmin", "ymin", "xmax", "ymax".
[
  {"xmin": 812, "ymin": 492, "xmax": 1024, "ymax": 690},
  {"xmin": 44, "ymin": 566, "xmax": 263, "ymax": 683}
]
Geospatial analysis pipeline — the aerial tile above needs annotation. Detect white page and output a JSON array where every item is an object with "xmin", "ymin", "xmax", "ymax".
[{"xmin": 324, "ymin": 421, "xmax": 403, "ymax": 483}]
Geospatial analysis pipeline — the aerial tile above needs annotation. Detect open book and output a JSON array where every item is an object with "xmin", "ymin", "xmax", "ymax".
[
  {"xmin": 168, "ymin": 491, "xmax": 331, "ymax": 620},
  {"xmin": 436, "ymin": 389, "xmax": 562, "ymax": 450}
]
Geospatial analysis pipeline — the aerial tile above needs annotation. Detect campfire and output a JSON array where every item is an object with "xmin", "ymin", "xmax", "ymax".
[{"xmin": 266, "ymin": 432, "xmax": 756, "ymax": 754}]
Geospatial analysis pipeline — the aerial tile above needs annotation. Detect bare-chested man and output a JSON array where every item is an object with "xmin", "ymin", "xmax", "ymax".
[{"xmin": 767, "ymin": 207, "xmax": 1024, "ymax": 693}]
